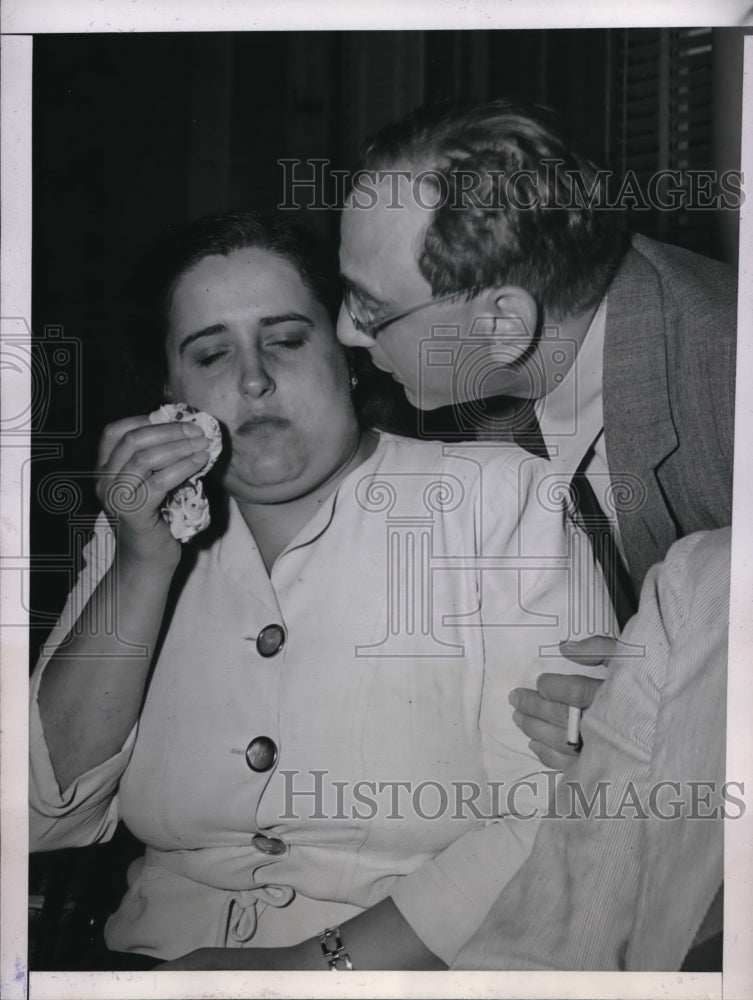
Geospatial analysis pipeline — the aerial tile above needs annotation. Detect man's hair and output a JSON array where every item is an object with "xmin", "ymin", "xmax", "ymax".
[{"xmin": 354, "ymin": 99, "xmax": 629, "ymax": 317}]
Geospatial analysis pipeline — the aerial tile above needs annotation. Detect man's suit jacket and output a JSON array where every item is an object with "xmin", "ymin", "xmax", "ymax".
[{"xmin": 602, "ymin": 234, "xmax": 736, "ymax": 590}]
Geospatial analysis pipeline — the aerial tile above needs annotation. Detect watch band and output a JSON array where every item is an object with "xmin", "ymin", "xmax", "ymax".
[{"xmin": 319, "ymin": 925, "xmax": 354, "ymax": 971}]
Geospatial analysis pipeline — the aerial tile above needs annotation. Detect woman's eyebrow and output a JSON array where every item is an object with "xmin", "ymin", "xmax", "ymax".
[
  {"xmin": 259, "ymin": 313, "xmax": 314, "ymax": 328},
  {"xmin": 178, "ymin": 324, "xmax": 227, "ymax": 354}
]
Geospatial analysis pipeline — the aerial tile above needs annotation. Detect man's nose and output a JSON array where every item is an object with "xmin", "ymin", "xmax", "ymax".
[{"xmin": 336, "ymin": 303, "xmax": 376, "ymax": 349}]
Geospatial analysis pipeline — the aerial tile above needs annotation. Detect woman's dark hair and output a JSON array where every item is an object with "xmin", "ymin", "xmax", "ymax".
[
  {"xmin": 154, "ymin": 211, "xmax": 343, "ymax": 327},
  {"xmin": 113, "ymin": 212, "xmax": 342, "ymax": 416}
]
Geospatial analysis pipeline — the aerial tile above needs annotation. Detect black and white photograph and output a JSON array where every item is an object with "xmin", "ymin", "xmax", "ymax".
[{"xmin": 2, "ymin": 3, "xmax": 752, "ymax": 999}]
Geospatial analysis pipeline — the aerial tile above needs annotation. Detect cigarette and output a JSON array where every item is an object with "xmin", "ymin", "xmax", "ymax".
[{"xmin": 567, "ymin": 706, "xmax": 582, "ymax": 748}]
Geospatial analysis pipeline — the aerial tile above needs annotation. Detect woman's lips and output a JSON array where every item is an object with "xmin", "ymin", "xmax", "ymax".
[{"xmin": 235, "ymin": 416, "xmax": 291, "ymax": 436}]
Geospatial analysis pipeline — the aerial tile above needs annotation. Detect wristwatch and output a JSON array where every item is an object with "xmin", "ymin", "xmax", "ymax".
[{"xmin": 319, "ymin": 926, "xmax": 354, "ymax": 971}]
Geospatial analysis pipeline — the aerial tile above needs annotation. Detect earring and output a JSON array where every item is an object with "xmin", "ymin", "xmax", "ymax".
[{"xmin": 349, "ymin": 372, "xmax": 359, "ymax": 391}]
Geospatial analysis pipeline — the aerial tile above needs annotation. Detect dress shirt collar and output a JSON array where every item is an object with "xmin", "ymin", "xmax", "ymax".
[{"xmin": 535, "ymin": 296, "xmax": 607, "ymax": 469}]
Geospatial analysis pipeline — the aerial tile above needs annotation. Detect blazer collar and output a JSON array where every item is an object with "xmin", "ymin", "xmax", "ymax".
[
  {"xmin": 603, "ymin": 241, "xmax": 679, "ymax": 473},
  {"xmin": 603, "ymin": 240, "xmax": 681, "ymax": 586}
]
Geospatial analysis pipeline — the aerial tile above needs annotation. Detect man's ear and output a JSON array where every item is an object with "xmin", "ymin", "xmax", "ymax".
[{"xmin": 471, "ymin": 286, "xmax": 539, "ymax": 347}]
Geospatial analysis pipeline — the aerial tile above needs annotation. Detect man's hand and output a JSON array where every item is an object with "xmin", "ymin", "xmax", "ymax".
[{"xmin": 511, "ymin": 636, "xmax": 619, "ymax": 769}]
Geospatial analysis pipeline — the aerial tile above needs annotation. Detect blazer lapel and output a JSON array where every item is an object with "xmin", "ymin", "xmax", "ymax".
[{"xmin": 603, "ymin": 243, "xmax": 680, "ymax": 589}]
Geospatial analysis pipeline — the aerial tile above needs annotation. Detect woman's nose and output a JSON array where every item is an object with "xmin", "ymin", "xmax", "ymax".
[
  {"xmin": 239, "ymin": 357, "xmax": 273, "ymax": 397},
  {"xmin": 336, "ymin": 303, "xmax": 376, "ymax": 349}
]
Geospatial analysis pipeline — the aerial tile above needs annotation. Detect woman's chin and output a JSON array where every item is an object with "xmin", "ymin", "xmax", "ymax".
[{"xmin": 222, "ymin": 462, "xmax": 306, "ymax": 503}]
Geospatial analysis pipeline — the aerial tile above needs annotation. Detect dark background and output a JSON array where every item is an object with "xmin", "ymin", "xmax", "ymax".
[{"xmin": 31, "ymin": 26, "xmax": 747, "ymax": 657}]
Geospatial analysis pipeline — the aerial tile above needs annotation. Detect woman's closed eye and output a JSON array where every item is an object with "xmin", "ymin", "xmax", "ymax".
[
  {"xmin": 194, "ymin": 348, "xmax": 231, "ymax": 368},
  {"xmin": 188, "ymin": 328, "xmax": 310, "ymax": 370},
  {"xmin": 263, "ymin": 331, "xmax": 309, "ymax": 351}
]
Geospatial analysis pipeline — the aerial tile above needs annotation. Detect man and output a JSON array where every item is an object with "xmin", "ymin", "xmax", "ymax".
[
  {"xmin": 455, "ymin": 527, "xmax": 731, "ymax": 971},
  {"xmin": 337, "ymin": 99, "xmax": 736, "ymax": 758}
]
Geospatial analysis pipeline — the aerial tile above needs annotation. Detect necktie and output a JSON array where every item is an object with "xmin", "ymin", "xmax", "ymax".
[
  {"xmin": 569, "ymin": 446, "xmax": 637, "ymax": 631},
  {"xmin": 509, "ymin": 404, "xmax": 635, "ymax": 628},
  {"xmin": 508, "ymin": 399, "xmax": 550, "ymax": 459}
]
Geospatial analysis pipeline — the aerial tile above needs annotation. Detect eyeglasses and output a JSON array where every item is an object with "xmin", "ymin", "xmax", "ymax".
[{"xmin": 342, "ymin": 285, "xmax": 471, "ymax": 339}]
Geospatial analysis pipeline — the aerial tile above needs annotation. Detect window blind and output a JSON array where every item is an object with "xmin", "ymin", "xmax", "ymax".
[{"xmin": 612, "ymin": 27, "xmax": 715, "ymax": 254}]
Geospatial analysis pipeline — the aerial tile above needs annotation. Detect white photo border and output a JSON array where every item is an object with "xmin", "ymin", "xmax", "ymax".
[{"xmin": 2, "ymin": 4, "xmax": 752, "ymax": 999}]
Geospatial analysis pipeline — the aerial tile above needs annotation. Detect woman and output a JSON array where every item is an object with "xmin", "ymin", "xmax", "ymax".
[{"xmin": 30, "ymin": 213, "xmax": 601, "ymax": 970}]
